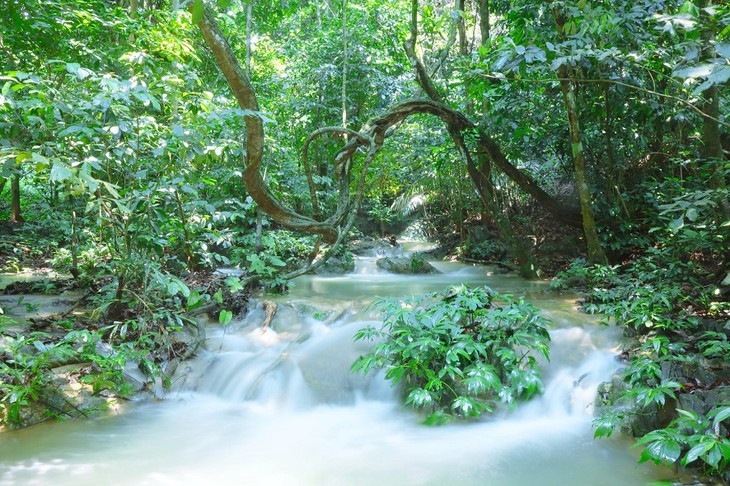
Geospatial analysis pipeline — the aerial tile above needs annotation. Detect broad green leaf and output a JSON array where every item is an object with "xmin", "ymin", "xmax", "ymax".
[
  {"xmin": 218, "ymin": 310, "xmax": 233, "ymax": 325},
  {"xmin": 268, "ymin": 256, "xmax": 286, "ymax": 267},
  {"xmin": 65, "ymin": 62, "xmax": 81, "ymax": 74},
  {"xmin": 694, "ymin": 65, "xmax": 730, "ymax": 94},
  {"xmin": 711, "ymin": 405, "xmax": 730, "ymax": 426},
  {"xmin": 668, "ymin": 216, "xmax": 684, "ymax": 232},
  {"xmin": 718, "ymin": 43, "xmax": 730, "ymax": 60},
  {"xmin": 682, "ymin": 440, "xmax": 715, "ymax": 465},
  {"xmin": 640, "ymin": 438, "xmax": 682, "ymax": 465},
  {"xmin": 167, "ymin": 281, "xmax": 179, "ymax": 296},
  {"xmin": 15, "ymin": 152, "xmax": 32, "ymax": 164},
  {"xmin": 685, "ymin": 207, "xmax": 698, "ymax": 222},
  {"xmin": 187, "ymin": 291, "xmax": 202, "ymax": 311},
  {"xmin": 674, "ymin": 64, "xmax": 712, "ymax": 79},
  {"xmin": 50, "ymin": 161, "xmax": 73, "ymax": 182}
]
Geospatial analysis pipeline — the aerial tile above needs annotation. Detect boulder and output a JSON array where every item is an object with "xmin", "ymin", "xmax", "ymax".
[
  {"xmin": 349, "ymin": 237, "xmax": 400, "ymax": 257},
  {"xmin": 375, "ymin": 254, "xmax": 438, "ymax": 274},
  {"xmin": 314, "ymin": 255, "xmax": 355, "ymax": 275}
]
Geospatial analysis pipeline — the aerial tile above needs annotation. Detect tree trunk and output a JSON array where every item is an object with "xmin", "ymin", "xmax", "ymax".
[
  {"xmin": 698, "ymin": 1, "xmax": 726, "ymax": 200},
  {"xmin": 553, "ymin": 6, "xmax": 607, "ymax": 264},
  {"xmin": 341, "ymin": 0, "xmax": 348, "ymax": 130},
  {"xmin": 192, "ymin": 3, "xmax": 339, "ymax": 243},
  {"xmin": 456, "ymin": 0, "xmax": 467, "ymax": 56},
  {"xmin": 403, "ymin": 0, "xmax": 580, "ymax": 227},
  {"xmin": 477, "ymin": 0, "xmax": 489, "ymax": 45},
  {"xmin": 10, "ymin": 174, "xmax": 23, "ymax": 223},
  {"xmin": 556, "ymin": 67, "xmax": 606, "ymax": 264},
  {"xmin": 193, "ymin": 0, "xmax": 580, "ymax": 262},
  {"xmin": 245, "ymin": 2, "xmax": 252, "ymax": 76}
]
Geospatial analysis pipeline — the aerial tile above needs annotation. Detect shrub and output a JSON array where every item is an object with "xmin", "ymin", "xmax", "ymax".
[{"xmin": 353, "ymin": 285, "xmax": 550, "ymax": 423}]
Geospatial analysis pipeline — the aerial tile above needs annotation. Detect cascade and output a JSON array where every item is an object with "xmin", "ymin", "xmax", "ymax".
[{"xmin": 0, "ymin": 254, "xmax": 676, "ymax": 485}]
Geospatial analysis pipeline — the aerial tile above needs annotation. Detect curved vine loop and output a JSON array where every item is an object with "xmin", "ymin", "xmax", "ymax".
[
  {"xmin": 301, "ymin": 126, "xmax": 374, "ymax": 223},
  {"xmin": 194, "ymin": 1, "xmax": 580, "ymax": 259}
]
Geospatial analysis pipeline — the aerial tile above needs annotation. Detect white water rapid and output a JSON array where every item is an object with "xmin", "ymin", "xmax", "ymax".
[{"xmin": 0, "ymin": 258, "xmax": 676, "ymax": 485}]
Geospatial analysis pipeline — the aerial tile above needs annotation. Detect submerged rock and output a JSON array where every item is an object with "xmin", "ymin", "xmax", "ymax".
[{"xmin": 375, "ymin": 254, "xmax": 438, "ymax": 274}]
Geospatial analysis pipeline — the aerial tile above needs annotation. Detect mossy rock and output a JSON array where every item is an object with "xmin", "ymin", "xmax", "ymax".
[
  {"xmin": 314, "ymin": 255, "xmax": 355, "ymax": 275},
  {"xmin": 595, "ymin": 374, "xmax": 675, "ymax": 437},
  {"xmin": 375, "ymin": 254, "xmax": 438, "ymax": 274},
  {"xmin": 1, "ymin": 364, "xmax": 122, "ymax": 431}
]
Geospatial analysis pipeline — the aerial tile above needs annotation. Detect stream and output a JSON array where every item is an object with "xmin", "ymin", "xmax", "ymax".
[{"xmin": 0, "ymin": 256, "xmax": 677, "ymax": 485}]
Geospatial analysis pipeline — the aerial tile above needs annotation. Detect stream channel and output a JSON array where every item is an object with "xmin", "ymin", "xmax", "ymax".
[{"xmin": 0, "ymin": 252, "xmax": 678, "ymax": 485}]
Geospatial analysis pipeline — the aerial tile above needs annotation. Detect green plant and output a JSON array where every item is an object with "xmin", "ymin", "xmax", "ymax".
[
  {"xmin": 633, "ymin": 405, "xmax": 730, "ymax": 475},
  {"xmin": 352, "ymin": 285, "xmax": 550, "ymax": 423},
  {"xmin": 0, "ymin": 322, "xmax": 160, "ymax": 427},
  {"xmin": 697, "ymin": 331, "xmax": 730, "ymax": 360}
]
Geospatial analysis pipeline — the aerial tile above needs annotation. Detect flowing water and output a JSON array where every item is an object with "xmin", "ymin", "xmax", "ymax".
[{"xmin": 0, "ymin": 257, "xmax": 677, "ymax": 485}]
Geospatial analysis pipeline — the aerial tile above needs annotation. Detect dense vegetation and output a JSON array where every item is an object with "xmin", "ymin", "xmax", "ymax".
[
  {"xmin": 0, "ymin": 0, "xmax": 728, "ymax": 480},
  {"xmin": 353, "ymin": 285, "xmax": 550, "ymax": 424}
]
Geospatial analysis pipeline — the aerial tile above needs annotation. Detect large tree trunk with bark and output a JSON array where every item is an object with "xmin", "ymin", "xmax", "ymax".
[{"xmin": 556, "ymin": 66, "xmax": 607, "ymax": 264}]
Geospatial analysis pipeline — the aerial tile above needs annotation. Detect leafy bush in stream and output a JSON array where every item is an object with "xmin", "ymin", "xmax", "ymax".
[{"xmin": 352, "ymin": 285, "xmax": 550, "ymax": 424}]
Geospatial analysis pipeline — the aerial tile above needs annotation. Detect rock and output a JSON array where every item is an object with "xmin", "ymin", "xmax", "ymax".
[
  {"xmin": 595, "ymin": 367, "xmax": 730, "ymax": 441},
  {"xmin": 375, "ymin": 254, "xmax": 438, "ymax": 274},
  {"xmin": 314, "ymin": 255, "xmax": 355, "ymax": 275},
  {"xmin": 660, "ymin": 360, "xmax": 723, "ymax": 388},
  {"xmin": 349, "ymin": 237, "xmax": 401, "ymax": 257},
  {"xmin": 2, "ymin": 364, "xmax": 123, "ymax": 431},
  {"xmin": 677, "ymin": 386, "xmax": 730, "ymax": 420},
  {"xmin": 594, "ymin": 373, "xmax": 675, "ymax": 437},
  {"xmin": 564, "ymin": 275, "xmax": 589, "ymax": 288}
]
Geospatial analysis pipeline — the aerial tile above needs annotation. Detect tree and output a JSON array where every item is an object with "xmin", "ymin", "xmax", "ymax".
[
  {"xmin": 551, "ymin": 3, "xmax": 607, "ymax": 264},
  {"xmin": 191, "ymin": 0, "xmax": 588, "ymax": 278}
]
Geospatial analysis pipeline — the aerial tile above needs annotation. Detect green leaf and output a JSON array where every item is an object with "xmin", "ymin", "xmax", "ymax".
[
  {"xmin": 50, "ymin": 161, "xmax": 73, "ymax": 182},
  {"xmin": 682, "ymin": 441, "xmax": 715, "ymax": 466},
  {"xmin": 640, "ymin": 438, "xmax": 682, "ymax": 465},
  {"xmin": 718, "ymin": 43, "xmax": 730, "ymax": 60},
  {"xmin": 225, "ymin": 276, "xmax": 244, "ymax": 293},
  {"xmin": 685, "ymin": 207, "xmax": 698, "ymax": 222},
  {"xmin": 218, "ymin": 310, "xmax": 233, "ymax": 325},
  {"xmin": 187, "ymin": 291, "xmax": 202, "ymax": 311},
  {"xmin": 668, "ymin": 216, "xmax": 684, "ymax": 232},
  {"xmin": 674, "ymin": 63, "xmax": 713, "ymax": 79},
  {"xmin": 268, "ymin": 256, "xmax": 286, "ymax": 267},
  {"xmin": 593, "ymin": 414, "xmax": 619, "ymax": 439},
  {"xmin": 167, "ymin": 281, "xmax": 179, "ymax": 296},
  {"xmin": 694, "ymin": 65, "xmax": 730, "ymax": 94},
  {"xmin": 191, "ymin": 0, "xmax": 204, "ymax": 24},
  {"xmin": 423, "ymin": 411, "xmax": 452, "ymax": 426},
  {"xmin": 711, "ymin": 405, "xmax": 730, "ymax": 427},
  {"xmin": 406, "ymin": 388, "xmax": 434, "ymax": 407}
]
